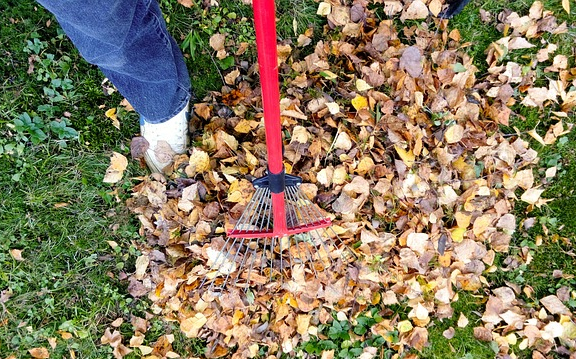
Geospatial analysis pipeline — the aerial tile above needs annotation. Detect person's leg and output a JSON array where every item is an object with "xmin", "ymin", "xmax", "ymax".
[{"xmin": 37, "ymin": 0, "xmax": 191, "ymax": 172}]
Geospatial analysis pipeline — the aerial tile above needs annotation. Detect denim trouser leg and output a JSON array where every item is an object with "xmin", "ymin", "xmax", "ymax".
[{"xmin": 37, "ymin": 0, "xmax": 191, "ymax": 124}]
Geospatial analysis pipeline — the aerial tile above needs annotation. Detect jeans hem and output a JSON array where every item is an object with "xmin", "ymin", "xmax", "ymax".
[{"xmin": 141, "ymin": 85, "xmax": 191, "ymax": 124}]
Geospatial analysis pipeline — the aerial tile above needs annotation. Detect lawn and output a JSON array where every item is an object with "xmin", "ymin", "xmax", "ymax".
[{"xmin": 0, "ymin": 0, "xmax": 575, "ymax": 358}]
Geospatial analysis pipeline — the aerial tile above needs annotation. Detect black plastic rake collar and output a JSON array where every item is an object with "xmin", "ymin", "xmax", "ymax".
[{"xmin": 251, "ymin": 170, "xmax": 303, "ymax": 194}]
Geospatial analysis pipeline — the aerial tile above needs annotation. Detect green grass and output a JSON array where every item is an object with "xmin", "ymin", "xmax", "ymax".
[
  {"xmin": 420, "ymin": 293, "xmax": 496, "ymax": 359},
  {"xmin": 0, "ymin": 147, "xmax": 142, "ymax": 357}
]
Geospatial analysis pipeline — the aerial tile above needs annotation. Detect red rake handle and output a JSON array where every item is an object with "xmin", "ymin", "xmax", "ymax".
[
  {"xmin": 253, "ymin": 0, "xmax": 288, "ymax": 235},
  {"xmin": 253, "ymin": 0, "xmax": 283, "ymax": 174}
]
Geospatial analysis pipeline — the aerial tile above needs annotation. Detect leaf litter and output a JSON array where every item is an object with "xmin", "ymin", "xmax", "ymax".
[{"xmin": 101, "ymin": 0, "xmax": 576, "ymax": 358}]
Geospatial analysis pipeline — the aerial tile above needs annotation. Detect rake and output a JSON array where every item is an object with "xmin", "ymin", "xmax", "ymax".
[{"xmin": 202, "ymin": 0, "xmax": 355, "ymax": 292}]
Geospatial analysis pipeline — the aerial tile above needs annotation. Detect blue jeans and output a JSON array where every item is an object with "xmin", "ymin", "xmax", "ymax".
[{"xmin": 37, "ymin": 0, "xmax": 191, "ymax": 124}]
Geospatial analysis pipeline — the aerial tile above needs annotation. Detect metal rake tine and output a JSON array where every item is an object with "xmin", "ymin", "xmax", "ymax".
[
  {"xmin": 285, "ymin": 186, "xmax": 335, "ymax": 267},
  {"xmin": 296, "ymin": 191, "xmax": 337, "ymax": 259},
  {"xmin": 324, "ymin": 225, "xmax": 358, "ymax": 261},
  {"xmin": 232, "ymin": 238, "xmax": 253, "ymax": 287},
  {"xmin": 243, "ymin": 238, "xmax": 261, "ymax": 289},
  {"xmin": 286, "ymin": 234, "xmax": 296, "ymax": 280},
  {"xmin": 269, "ymin": 236, "xmax": 277, "ymax": 283},
  {"xmin": 206, "ymin": 236, "xmax": 240, "ymax": 292},
  {"xmin": 233, "ymin": 188, "xmax": 262, "ymax": 231},
  {"xmin": 300, "ymin": 189, "xmax": 356, "ymax": 255},
  {"xmin": 260, "ymin": 235, "xmax": 270, "ymax": 278},
  {"xmin": 279, "ymin": 234, "xmax": 284, "ymax": 277},
  {"xmin": 216, "ymin": 237, "xmax": 249, "ymax": 292},
  {"xmin": 290, "ymin": 186, "xmax": 317, "ymax": 223},
  {"xmin": 284, "ymin": 186, "xmax": 300, "ymax": 226},
  {"xmin": 255, "ymin": 188, "xmax": 272, "ymax": 230},
  {"xmin": 294, "ymin": 233, "xmax": 320, "ymax": 277},
  {"xmin": 241, "ymin": 187, "xmax": 268, "ymax": 230},
  {"xmin": 285, "ymin": 188, "xmax": 321, "ymax": 274},
  {"xmin": 200, "ymin": 233, "xmax": 238, "ymax": 289}
]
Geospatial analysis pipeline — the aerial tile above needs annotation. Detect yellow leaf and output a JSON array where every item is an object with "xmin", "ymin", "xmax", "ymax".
[
  {"xmin": 351, "ymin": 95, "xmax": 368, "ymax": 111},
  {"xmin": 444, "ymin": 124, "xmax": 464, "ymax": 144},
  {"xmin": 138, "ymin": 346, "xmax": 154, "ymax": 355},
  {"xmin": 394, "ymin": 145, "xmax": 415, "ymax": 167},
  {"xmin": 527, "ymin": 129, "xmax": 547, "ymax": 146},
  {"xmin": 320, "ymin": 70, "xmax": 338, "ymax": 80},
  {"xmin": 317, "ymin": 2, "xmax": 331, "ymax": 16},
  {"xmin": 234, "ymin": 119, "xmax": 254, "ymax": 133},
  {"xmin": 105, "ymin": 107, "xmax": 116, "ymax": 119},
  {"xmin": 296, "ymin": 314, "xmax": 311, "ymax": 335},
  {"xmin": 103, "ymin": 152, "xmax": 128, "ymax": 184},
  {"xmin": 356, "ymin": 157, "xmax": 375, "ymax": 175},
  {"xmin": 333, "ymin": 132, "xmax": 352, "ymax": 150},
  {"xmin": 457, "ymin": 313, "xmax": 469, "ymax": 328},
  {"xmin": 48, "ymin": 337, "xmax": 57, "ymax": 350},
  {"xmin": 397, "ymin": 320, "xmax": 413, "ymax": 333},
  {"xmin": 505, "ymin": 333, "xmax": 517, "ymax": 345},
  {"xmin": 187, "ymin": 149, "xmax": 210, "ymax": 175},
  {"xmin": 560, "ymin": 315, "xmax": 576, "ymax": 339},
  {"xmin": 180, "ymin": 313, "xmax": 207, "ymax": 338},
  {"xmin": 450, "ymin": 227, "xmax": 466, "ymax": 243},
  {"xmin": 58, "ymin": 331, "xmax": 73, "ymax": 340},
  {"xmin": 428, "ymin": 0, "xmax": 443, "ymax": 16},
  {"xmin": 472, "ymin": 214, "xmax": 492, "ymax": 237},
  {"xmin": 332, "ymin": 166, "xmax": 347, "ymax": 185},
  {"xmin": 232, "ymin": 310, "xmax": 244, "ymax": 325},
  {"xmin": 562, "ymin": 0, "xmax": 570, "ymax": 14},
  {"xmin": 244, "ymin": 148, "xmax": 259, "ymax": 169},
  {"xmin": 291, "ymin": 125, "xmax": 311, "ymax": 144},
  {"xmin": 134, "ymin": 255, "xmax": 149, "ymax": 280},
  {"xmin": 105, "ymin": 108, "xmax": 120, "ymax": 130},
  {"xmin": 521, "ymin": 187, "xmax": 545, "ymax": 205},
  {"xmin": 355, "ymin": 79, "xmax": 373, "ymax": 91},
  {"xmin": 454, "ymin": 212, "xmax": 472, "ymax": 228}
]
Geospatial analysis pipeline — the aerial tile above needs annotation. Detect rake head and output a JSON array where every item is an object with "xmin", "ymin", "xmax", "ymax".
[{"xmin": 202, "ymin": 173, "xmax": 355, "ymax": 293}]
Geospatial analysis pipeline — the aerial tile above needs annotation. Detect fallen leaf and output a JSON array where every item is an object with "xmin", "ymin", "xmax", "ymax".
[
  {"xmin": 105, "ymin": 108, "xmax": 120, "ymax": 130},
  {"xmin": 103, "ymin": 152, "xmax": 128, "ymax": 184},
  {"xmin": 351, "ymin": 95, "xmax": 369, "ymax": 110},
  {"xmin": 29, "ymin": 348, "xmax": 50, "ymax": 359},
  {"xmin": 444, "ymin": 124, "xmax": 464, "ymax": 144},
  {"xmin": 333, "ymin": 131, "xmax": 353, "ymax": 150},
  {"xmin": 9, "ymin": 249, "xmax": 23, "ymax": 261},
  {"xmin": 400, "ymin": 0, "xmax": 429, "ymax": 20},
  {"xmin": 520, "ymin": 188, "xmax": 545, "ymax": 205},
  {"xmin": 180, "ymin": 313, "xmax": 207, "ymax": 338},
  {"xmin": 130, "ymin": 137, "xmax": 149, "ymax": 159},
  {"xmin": 209, "ymin": 34, "xmax": 226, "ymax": 51},
  {"xmin": 399, "ymin": 46, "xmax": 423, "ymax": 78}
]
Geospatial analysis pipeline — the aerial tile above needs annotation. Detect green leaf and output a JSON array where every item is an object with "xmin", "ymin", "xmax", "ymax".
[
  {"xmin": 217, "ymin": 56, "xmax": 235, "ymax": 70},
  {"xmin": 453, "ymin": 63, "xmax": 467, "ymax": 73}
]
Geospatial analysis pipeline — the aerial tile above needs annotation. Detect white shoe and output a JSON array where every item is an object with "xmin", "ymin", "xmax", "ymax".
[{"xmin": 140, "ymin": 104, "xmax": 189, "ymax": 173}]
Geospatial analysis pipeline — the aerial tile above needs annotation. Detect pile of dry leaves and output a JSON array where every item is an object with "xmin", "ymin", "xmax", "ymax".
[{"xmin": 102, "ymin": 0, "xmax": 576, "ymax": 358}]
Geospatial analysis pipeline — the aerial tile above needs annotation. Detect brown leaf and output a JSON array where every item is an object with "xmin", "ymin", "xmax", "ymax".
[
  {"xmin": 29, "ymin": 348, "xmax": 50, "ymax": 359},
  {"xmin": 130, "ymin": 137, "xmax": 149, "ymax": 159},
  {"xmin": 9, "ymin": 249, "xmax": 23, "ymax": 261},
  {"xmin": 400, "ymin": 0, "xmax": 429, "ymax": 21},
  {"xmin": 177, "ymin": 0, "xmax": 194, "ymax": 7},
  {"xmin": 473, "ymin": 326, "xmax": 493, "ymax": 342},
  {"xmin": 540, "ymin": 295, "xmax": 571, "ymax": 315},
  {"xmin": 399, "ymin": 46, "xmax": 423, "ymax": 78},
  {"xmin": 209, "ymin": 34, "xmax": 226, "ymax": 51}
]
